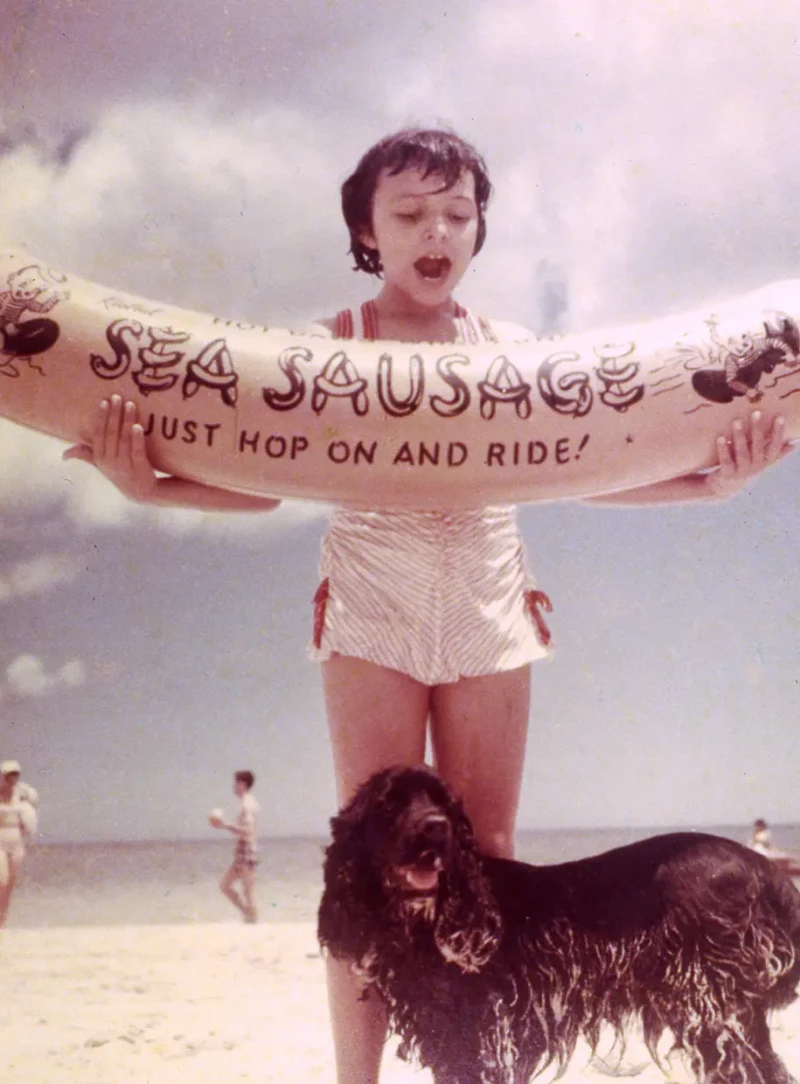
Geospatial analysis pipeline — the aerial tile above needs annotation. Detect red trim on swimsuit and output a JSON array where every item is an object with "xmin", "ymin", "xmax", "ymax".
[
  {"xmin": 312, "ymin": 577, "xmax": 330, "ymax": 649},
  {"xmin": 477, "ymin": 315, "xmax": 498, "ymax": 343},
  {"xmin": 525, "ymin": 589, "xmax": 553, "ymax": 647},
  {"xmin": 361, "ymin": 300, "xmax": 379, "ymax": 341},
  {"xmin": 333, "ymin": 309, "xmax": 354, "ymax": 339}
]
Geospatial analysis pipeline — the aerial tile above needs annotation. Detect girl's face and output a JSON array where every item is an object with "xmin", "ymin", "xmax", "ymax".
[{"xmin": 361, "ymin": 166, "xmax": 479, "ymax": 308}]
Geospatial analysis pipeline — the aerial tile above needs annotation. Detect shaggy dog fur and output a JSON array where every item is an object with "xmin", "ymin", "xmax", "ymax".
[{"xmin": 318, "ymin": 766, "xmax": 800, "ymax": 1084}]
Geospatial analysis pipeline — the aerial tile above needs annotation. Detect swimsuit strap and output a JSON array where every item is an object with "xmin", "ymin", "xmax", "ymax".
[
  {"xmin": 360, "ymin": 299, "xmax": 380, "ymax": 341},
  {"xmin": 332, "ymin": 303, "xmax": 379, "ymax": 341},
  {"xmin": 455, "ymin": 304, "xmax": 499, "ymax": 344},
  {"xmin": 331, "ymin": 307, "xmax": 353, "ymax": 336}
]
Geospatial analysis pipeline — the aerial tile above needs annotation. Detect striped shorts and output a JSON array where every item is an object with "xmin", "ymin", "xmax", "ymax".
[
  {"xmin": 233, "ymin": 837, "xmax": 258, "ymax": 872},
  {"xmin": 309, "ymin": 506, "xmax": 551, "ymax": 685}
]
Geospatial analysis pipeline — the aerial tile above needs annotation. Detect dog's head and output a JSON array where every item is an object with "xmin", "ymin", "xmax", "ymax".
[
  {"xmin": 318, "ymin": 766, "xmax": 502, "ymax": 974},
  {"xmin": 357, "ymin": 766, "xmax": 459, "ymax": 896}
]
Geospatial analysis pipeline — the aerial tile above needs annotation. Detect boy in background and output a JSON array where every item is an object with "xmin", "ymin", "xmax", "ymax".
[{"xmin": 210, "ymin": 770, "xmax": 259, "ymax": 923}]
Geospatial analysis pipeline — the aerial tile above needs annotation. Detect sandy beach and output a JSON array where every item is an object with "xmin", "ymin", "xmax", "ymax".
[{"xmin": 2, "ymin": 922, "xmax": 800, "ymax": 1084}]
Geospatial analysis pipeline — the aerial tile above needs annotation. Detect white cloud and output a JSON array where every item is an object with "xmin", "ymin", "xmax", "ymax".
[
  {"xmin": 6, "ymin": 655, "xmax": 54, "ymax": 698},
  {"xmin": 0, "ymin": 98, "xmax": 351, "ymax": 325},
  {"xmin": 459, "ymin": 1, "xmax": 800, "ymax": 326},
  {"xmin": 3, "ymin": 653, "xmax": 86, "ymax": 700},
  {"xmin": 0, "ymin": 404, "xmax": 329, "ymax": 535},
  {"xmin": 0, "ymin": 553, "xmax": 81, "ymax": 602},
  {"xmin": 0, "ymin": 423, "xmax": 69, "ymax": 508},
  {"xmin": 58, "ymin": 659, "xmax": 86, "ymax": 688}
]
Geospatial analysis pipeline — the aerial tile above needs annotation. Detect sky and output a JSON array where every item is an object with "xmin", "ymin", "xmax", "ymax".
[{"xmin": 0, "ymin": 0, "xmax": 798, "ymax": 843}]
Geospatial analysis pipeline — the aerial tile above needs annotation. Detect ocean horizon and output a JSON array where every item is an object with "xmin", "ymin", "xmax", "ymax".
[{"xmin": 11, "ymin": 822, "xmax": 800, "ymax": 931}]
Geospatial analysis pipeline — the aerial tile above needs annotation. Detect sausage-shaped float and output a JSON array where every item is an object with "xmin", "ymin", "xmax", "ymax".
[{"xmin": 1, "ymin": 247, "xmax": 798, "ymax": 509}]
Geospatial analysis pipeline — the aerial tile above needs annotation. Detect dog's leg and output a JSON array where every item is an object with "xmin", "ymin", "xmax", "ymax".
[
  {"xmin": 427, "ymin": 1051, "xmax": 507, "ymax": 1084},
  {"xmin": 754, "ymin": 1047, "xmax": 798, "ymax": 1084},
  {"xmin": 426, "ymin": 1044, "xmax": 514, "ymax": 1084},
  {"xmin": 429, "ymin": 1063, "xmax": 491, "ymax": 1084},
  {"xmin": 741, "ymin": 1010, "xmax": 798, "ymax": 1084},
  {"xmin": 688, "ymin": 1017, "xmax": 791, "ymax": 1084},
  {"xmin": 417, "ymin": 1034, "xmax": 499, "ymax": 1084}
]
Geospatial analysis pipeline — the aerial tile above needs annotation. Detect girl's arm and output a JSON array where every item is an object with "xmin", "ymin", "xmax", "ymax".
[
  {"xmin": 63, "ymin": 396, "xmax": 281, "ymax": 512},
  {"xmin": 584, "ymin": 412, "xmax": 795, "ymax": 507}
]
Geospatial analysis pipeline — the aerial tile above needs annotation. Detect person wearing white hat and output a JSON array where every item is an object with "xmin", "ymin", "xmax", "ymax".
[
  {"xmin": 0, "ymin": 760, "xmax": 38, "ymax": 927},
  {"xmin": 0, "ymin": 760, "xmax": 38, "ymax": 808}
]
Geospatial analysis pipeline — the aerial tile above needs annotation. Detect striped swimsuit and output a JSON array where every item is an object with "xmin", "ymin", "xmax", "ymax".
[{"xmin": 308, "ymin": 302, "xmax": 551, "ymax": 686}]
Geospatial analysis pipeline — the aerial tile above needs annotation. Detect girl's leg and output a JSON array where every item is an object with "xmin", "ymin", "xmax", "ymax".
[
  {"xmin": 322, "ymin": 654, "xmax": 430, "ymax": 1084},
  {"xmin": 429, "ymin": 664, "xmax": 531, "ymax": 858},
  {"xmin": 323, "ymin": 655, "xmax": 430, "ymax": 804}
]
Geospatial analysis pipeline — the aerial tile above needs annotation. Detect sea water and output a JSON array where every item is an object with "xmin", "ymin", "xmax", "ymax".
[{"xmin": 11, "ymin": 824, "xmax": 800, "ymax": 929}]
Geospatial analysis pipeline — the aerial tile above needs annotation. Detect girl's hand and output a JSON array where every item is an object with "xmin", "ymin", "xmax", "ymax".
[
  {"xmin": 63, "ymin": 396, "xmax": 158, "ymax": 503},
  {"xmin": 63, "ymin": 397, "xmax": 281, "ymax": 512},
  {"xmin": 584, "ymin": 411, "xmax": 794, "ymax": 507},
  {"xmin": 704, "ymin": 411, "xmax": 795, "ymax": 500}
]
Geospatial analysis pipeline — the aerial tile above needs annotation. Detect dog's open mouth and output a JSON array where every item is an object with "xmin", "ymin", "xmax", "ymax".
[
  {"xmin": 395, "ymin": 856, "xmax": 443, "ymax": 894},
  {"xmin": 387, "ymin": 805, "xmax": 452, "ymax": 895}
]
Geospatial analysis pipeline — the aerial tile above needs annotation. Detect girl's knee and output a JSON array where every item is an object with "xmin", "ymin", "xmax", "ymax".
[{"xmin": 475, "ymin": 827, "xmax": 515, "ymax": 859}]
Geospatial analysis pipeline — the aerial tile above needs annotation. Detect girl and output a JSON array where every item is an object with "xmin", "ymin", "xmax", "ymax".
[{"xmin": 64, "ymin": 128, "xmax": 792, "ymax": 1082}]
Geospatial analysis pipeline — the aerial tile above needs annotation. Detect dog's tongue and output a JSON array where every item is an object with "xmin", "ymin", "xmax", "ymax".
[
  {"xmin": 404, "ymin": 867, "xmax": 439, "ymax": 891},
  {"xmin": 415, "ymin": 256, "xmax": 449, "ymax": 280}
]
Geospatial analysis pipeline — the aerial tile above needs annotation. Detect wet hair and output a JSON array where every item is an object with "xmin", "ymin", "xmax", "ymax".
[
  {"xmin": 235, "ymin": 770, "xmax": 255, "ymax": 789},
  {"xmin": 341, "ymin": 128, "xmax": 492, "ymax": 276}
]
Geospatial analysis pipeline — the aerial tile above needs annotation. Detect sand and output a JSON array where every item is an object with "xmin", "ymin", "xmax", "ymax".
[{"xmin": 2, "ymin": 923, "xmax": 800, "ymax": 1084}]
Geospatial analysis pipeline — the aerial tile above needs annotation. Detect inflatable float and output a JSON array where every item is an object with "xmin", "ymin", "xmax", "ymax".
[{"xmin": 1, "ymin": 246, "xmax": 799, "ymax": 509}]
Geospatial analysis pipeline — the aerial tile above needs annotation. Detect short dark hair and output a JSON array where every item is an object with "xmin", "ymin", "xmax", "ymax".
[
  {"xmin": 341, "ymin": 128, "xmax": 492, "ymax": 276},
  {"xmin": 235, "ymin": 770, "xmax": 255, "ymax": 789}
]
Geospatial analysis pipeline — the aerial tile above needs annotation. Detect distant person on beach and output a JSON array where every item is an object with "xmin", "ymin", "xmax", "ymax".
[
  {"xmin": 0, "ymin": 760, "xmax": 38, "ymax": 927},
  {"xmin": 63, "ymin": 128, "xmax": 795, "ymax": 1082},
  {"xmin": 210, "ymin": 770, "xmax": 260, "ymax": 924},
  {"xmin": 747, "ymin": 817, "xmax": 800, "ymax": 874},
  {"xmin": 748, "ymin": 818, "xmax": 775, "ymax": 855},
  {"xmin": 0, "ymin": 759, "xmax": 39, "ymax": 809}
]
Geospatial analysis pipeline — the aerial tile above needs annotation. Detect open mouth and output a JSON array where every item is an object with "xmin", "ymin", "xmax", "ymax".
[
  {"xmin": 414, "ymin": 255, "xmax": 452, "ymax": 282},
  {"xmin": 396, "ymin": 857, "xmax": 443, "ymax": 894}
]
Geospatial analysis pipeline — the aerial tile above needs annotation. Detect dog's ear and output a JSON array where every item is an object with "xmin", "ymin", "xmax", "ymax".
[
  {"xmin": 433, "ymin": 791, "xmax": 503, "ymax": 973},
  {"xmin": 317, "ymin": 778, "xmax": 391, "ymax": 964}
]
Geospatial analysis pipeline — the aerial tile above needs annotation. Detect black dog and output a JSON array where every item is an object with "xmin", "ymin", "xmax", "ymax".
[{"xmin": 318, "ymin": 766, "xmax": 800, "ymax": 1084}]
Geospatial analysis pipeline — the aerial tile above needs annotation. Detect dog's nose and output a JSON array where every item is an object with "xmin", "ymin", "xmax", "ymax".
[{"xmin": 418, "ymin": 814, "xmax": 450, "ymax": 843}]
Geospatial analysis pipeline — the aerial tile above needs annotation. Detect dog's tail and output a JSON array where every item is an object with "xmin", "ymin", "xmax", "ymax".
[
  {"xmin": 638, "ymin": 842, "xmax": 800, "ymax": 1067},
  {"xmin": 708, "ymin": 852, "xmax": 800, "ymax": 1011}
]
